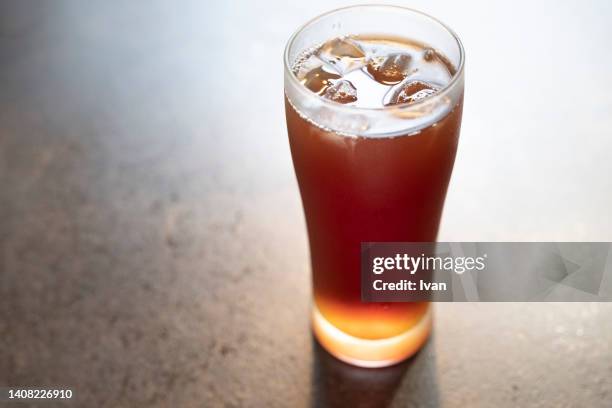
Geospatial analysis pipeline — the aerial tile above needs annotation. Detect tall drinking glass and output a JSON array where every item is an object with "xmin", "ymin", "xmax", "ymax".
[{"xmin": 284, "ymin": 5, "xmax": 464, "ymax": 367}]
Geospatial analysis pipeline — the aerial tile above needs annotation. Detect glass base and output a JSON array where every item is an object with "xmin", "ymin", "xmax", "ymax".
[{"xmin": 311, "ymin": 304, "xmax": 432, "ymax": 368}]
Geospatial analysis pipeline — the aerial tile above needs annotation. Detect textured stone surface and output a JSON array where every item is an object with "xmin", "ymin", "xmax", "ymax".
[{"xmin": 1, "ymin": 1, "xmax": 611, "ymax": 407}]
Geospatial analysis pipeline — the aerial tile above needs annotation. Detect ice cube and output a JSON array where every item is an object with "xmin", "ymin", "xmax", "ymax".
[
  {"xmin": 366, "ymin": 53, "xmax": 412, "ymax": 85},
  {"xmin": 317, "ymin": 37, "xmax": 366, "ymax": 74},
  {"xmin": 300, "ymin": 65, "xmax": 342, "ymax": 95},
  {"xmin": 386, "ymin": 80, "xmax": 439, "ymax": 105},
  {"xmin": 322, "ymin": 79, "xmax": 357, "ymax": 104},
  {"xmin": 294, "ymin": 54, "xmax": 325, "ymax": 80},
  {"xmin": 350, "ymin": 39, "xmax": 380, "ymax": 58}
]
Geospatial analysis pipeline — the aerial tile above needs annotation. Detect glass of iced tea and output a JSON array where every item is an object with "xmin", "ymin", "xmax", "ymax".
[{"xmin": 284, "ymin": 5, "xmax": 464, "ymax": 367}]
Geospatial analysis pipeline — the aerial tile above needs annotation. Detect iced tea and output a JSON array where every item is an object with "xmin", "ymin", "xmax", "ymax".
[{"xmin": 284, "ymin": 6, "xmax": 464, "ymax": 367}]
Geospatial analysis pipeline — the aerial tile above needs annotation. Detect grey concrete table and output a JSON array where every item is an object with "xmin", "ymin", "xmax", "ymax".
[{"xmin": 1, "ymin": 1, "xmax": 611, "ymax": 407}]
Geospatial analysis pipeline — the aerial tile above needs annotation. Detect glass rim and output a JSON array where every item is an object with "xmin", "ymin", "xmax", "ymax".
[{"xmin": 283, "ymin": 4, "xmax": 465, "ymax": 113}]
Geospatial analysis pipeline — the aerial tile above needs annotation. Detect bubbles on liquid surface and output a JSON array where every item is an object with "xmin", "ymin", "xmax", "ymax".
[
  {"xmin": 317, "ymin": 38, "xmax": 366, "ymax": 74},
  {"xmin": 423, "ymin": 48, "xmax": 436, "ymax": 62},
  {"xmin": 323, "ymin": 80, "xmax": 357, "ymax": 104},
  {"xmin": 386, "ymin": 80, "xmax": 439, "ymax": 105},
  {"xmin": 366, "ymin": 53, "xmax": 412, "ymax": 85}
]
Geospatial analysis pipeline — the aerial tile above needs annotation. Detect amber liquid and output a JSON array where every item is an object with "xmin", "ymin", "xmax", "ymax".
[{"xmin": 286, "ymin": 35, "xmax": 462, "ymax": 342}]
